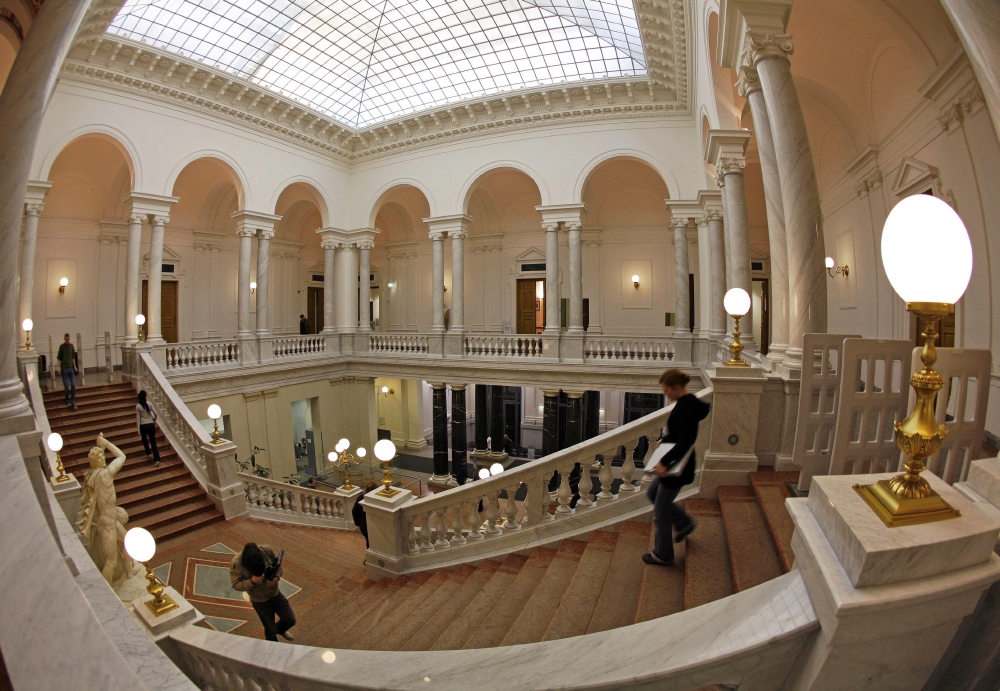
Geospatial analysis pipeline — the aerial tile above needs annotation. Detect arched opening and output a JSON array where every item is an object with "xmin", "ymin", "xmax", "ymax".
[
  {"xmin": 371, "ymin": 185, "xmax": 432, "ymax": 333},
  {"xmin": 271, "ymin": 182, "xmax": 325, "ymax": 334}
]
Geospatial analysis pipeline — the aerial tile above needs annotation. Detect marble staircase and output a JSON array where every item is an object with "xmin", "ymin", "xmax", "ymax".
[
  {"xmin": 290, "ymin": 470, "xmax": 797, "ymax": 651},
  {"xmin": 43, "ymin": 382, "xmax": 224, "ymax": 541}
]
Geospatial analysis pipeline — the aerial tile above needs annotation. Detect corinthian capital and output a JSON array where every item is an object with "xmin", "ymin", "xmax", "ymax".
[
  {"xmin": 448, "ymin": 230, "xmax": 469, "ymax": 240},
  {"xmin": 670, "ymin": 217, "xmax": 690, "ymax": 230},
  {"xmin": 127, "ymin": 212, "xmax": 145, "ymax": 225},
  {"xmin": 24, "ymin": 202, "xmax": 45, "ymax": 216},
  {"xmin": 717, "ymin": 157, "xmax": 747, "ymax": 176},
  {"xmin": 150, "ymin": 214, "xmax": 170, "ymax": 226},
  {"xmin": 704, "ymin": 209, "xmax": 723, "ymax": 223},
  {"xmin": 736, "ymin": 64, "xmax": 762, "ymax": 97},
  {"xmin": 357, "ymin": 240, "xmax": 376, "ymax": 250},
  {"xmin": 236, "ymin": 225, "xmax": 256, "ymax": 238},
  {"xmin": 746, "ymin": 32, "xmax": 794, "ymax": 65},
  {"xmin": 429, "ymin": 231, "xmax": 446, "ymax": 242},
  {"xmin": 564, "ymin": 222, "xmax": 583, "ymax": 232},
  {"xmin": 320, "ymin": 238, "xmax": 338, "ymax": 250},
  {"xmin": 257, "ymin": 228, "xmax": 275, "ymax": 240},
  {"xmin": 541, "ymin": 222, "xmax": 560, "ymax": 233}
]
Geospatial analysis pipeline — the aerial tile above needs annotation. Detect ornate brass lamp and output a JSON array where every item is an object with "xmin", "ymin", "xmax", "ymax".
[
  {"xmin": 47, "ymin": 432, "xmax": 70, "ymax": 483},
  {"xmin": 723, "ymin": 288, "xmax": 751, "ymax": 367},
  {"xmin": 854, "ymin": 195, "xmax": 973, "ymax": 527},
  {"xmin": 22, "ymin": 319, "xmax": 33, "ymax": 352},
  {"xmin": 374, "ymin": 439, "xmax": 400, "ymax": 497},
  {"xmin": 207, "ymin": 404, "xmax": 225, "ymax": 444},
  {"xmin": 135, "ymin": 314, "xmax": 146, "ymax": 343},
  {"xmin": 124, "ymin": 528, "xmax": 178, "ymax": 616},
  {"xmin": 330, "ymin": 438, "xmax": 364, "ymax": 490}
]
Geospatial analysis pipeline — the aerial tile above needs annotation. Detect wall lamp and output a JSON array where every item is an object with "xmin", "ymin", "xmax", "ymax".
[
  {"xmin": 250, "ymin": 281, "xmax": 257, "ymax": 294},
  {"xmin": 135, "ymin": 314, "xmax": 146, "ymax": 343},
  {"xmin": 631, "ymin": 274, "xmax": 641, "ymax": 289},
  {"xmin": 22, "ymin": 319, "xmax": 32, "ymax": 351},
  {"xmin": 825, "ymin": 257, "xmax": 849, "ymax": 278},
  {"xmin": 58, "ymin": 277, "xmax": 68, "ymax": 293},
  {"xmin": 380, "ymin": 385, "xmax": 395, "ymax": 398}
]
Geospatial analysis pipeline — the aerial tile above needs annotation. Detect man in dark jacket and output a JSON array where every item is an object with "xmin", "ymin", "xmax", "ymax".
[
  {"xmin": 352, "ymin": 481, "xmax": 378, "ymax": 550},
  {"xmin": 231, "ymin": 542, "xmax": 296, "ymax": 641},
  {"xmin": 642, "ymin": 369, "xmax": 710, "ymax": 566},
  {"xmin": 299, "ymin": 314, "xmax": 310, "ymax": 334}
]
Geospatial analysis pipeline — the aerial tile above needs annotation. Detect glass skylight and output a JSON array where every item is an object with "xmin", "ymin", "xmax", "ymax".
[{"xmin": 109, "ymin": 0, "xmax": 646, "ymax": 128}]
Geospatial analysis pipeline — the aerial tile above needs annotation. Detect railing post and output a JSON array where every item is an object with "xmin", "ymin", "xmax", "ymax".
[
  {"xmin": 560, "ymin": 333, "xmax": 584, "ymax": 363},
  {"xmin": 200, "ymin": 439, "xmax": 246, "ymax": 519},
  {"xmin": 541, "ymin": 334, "xmax": 560, "ymax": 361},
  {"xmin": 257, "ymin": 335, "xmax": 274, "ymax": 363},
  {"xmin": 361, "ymin": 486, "xmax": 414, "ymax": 579}
]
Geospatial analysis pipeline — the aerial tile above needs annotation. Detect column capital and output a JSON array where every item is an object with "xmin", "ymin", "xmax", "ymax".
[
  {"xmin": 122, "ymin": 192, "xmax": 178, "ymax": 220},
  {"xmin": 24, "ymin": 180, "xmax": 52, "ymax": 216},
  {"xmin": 232, "ymin": 209, "xmax": 281, "ymax": 236},
  {"xmin": 541, "ymin": 389, "xmax": 561, "ymax": 398},
  {"xmin": 315, "ymin": 227, "xmax": 378, "ymax": 248},
  {"xmin": 541, "ymin": 221, "xmax": 560, "ymax": 233},
  {"xmin": 736, "ymin": 63, "xmax": 763, "ymax": 97},
  {"xmin": 357, "ymin": 240, "xmax": 375, "ymax": 251},
  {"xmin": 449, "ymin": 384, "xmax": 467, "ymax": 391},
  {"xmin": 564, "ymin": 221, "xmax": 583, "ymax": 232},
  {"xmin": 431, "ymin": 382, "xmax": 448, "ymax": 390},
  {"xmin": 24, "ymin": 202, "xmax": 44, "ymax": 217},
  {"xmin": 696, "ymin": 189, "xmax": 724, "ymax": 219},
  {"xmin": 256, "ymin": 228, "xmax": 274, "ymax": 240},
  {"xmin": 423, "ymin": 214, "xmax": 473, "ymax": 236},
  {"xmin": 535, "ymin": 203, "xmax": 587, "ymax": 227},
  {"xmin": 429, "ymin": 231, "xmax": 446, "ymax": 242},
  {"xmin": 717, "ymin": 1, "xmax": 792, "ymax": 68},
  {"xmin": 717, "ymin": 156, "xmax": 748, "ymax": 176},
  {"xmin": 127, "ymin": 212, "xmax": 146, "ymax": 225},
  {"xmin": 448, "ymin": 229, "xmax": 468, "ymax": 240},
  {"xmin": 670, "ymin": 216, "xmax": 691, "ymax": 230},
  {"xmin": 320, "ymin": 238, "xmax": 338, "ymax": 250},
  {"xmin": 664, "ymin": 200, "xmax": 702, "ymax": 226},
  {"xmin": 706, "ymin": 129, "xmax": 751, "ymax": 167},
  {"xmin": 745, "ymin": 31, "xmax": 794, "ymax": 66},
  {"xmin": 149, "ymin": 214, "xmax": 171, "ymax": 226}
]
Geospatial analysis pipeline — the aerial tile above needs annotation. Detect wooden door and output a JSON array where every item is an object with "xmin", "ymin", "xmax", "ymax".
[
  {"xmin": 307, "ymin": 287, "xmax": 324, "ymax": 333},
  {"xmin": 516, "ymin": 279, "xmax": 537, "ymax": 334},
  {"xmin": 141, "ymin": 280, "xmax": 179, "ymax": 343},
  {"xmin": 754, "ymin": 278, "xmax": 769, "ymax": 356}
]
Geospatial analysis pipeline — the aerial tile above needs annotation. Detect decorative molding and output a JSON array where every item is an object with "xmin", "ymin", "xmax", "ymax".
[
  {"xmin": 937, "ymin": 84, "xmax": 985, "ymax": 132},
  {"xmin": 855, "ymin": 170, "xmax": 883, "ymax": 197},
  {"xmin": 890, "ymin": 156, "xmax": 956, "ymax": 210},
  {"xmin": 717, "ymin": 156, "xmax": 746, "ymax": 175},
  {"xmin": 745, "ymin": 32, "xmax": 794, "ymax": 66}
]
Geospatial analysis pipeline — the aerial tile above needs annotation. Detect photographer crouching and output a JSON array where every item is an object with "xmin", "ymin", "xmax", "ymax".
[{"xmin": 230, "ymin": 542, "xmax": 296, "ymax": 642}]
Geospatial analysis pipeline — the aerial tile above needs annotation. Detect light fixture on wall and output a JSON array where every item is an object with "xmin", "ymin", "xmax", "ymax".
[
  {"xmin": 380, "ymin": 385, "xmax": 395, "ymax": 398},
  {"xmin": 123, "ymin": 527, "xmax": 178, "ymax": 616},
  {"xmin": 825, "ymin": 256, "xmax": 849, "ymax": 278},
  {"xmin": 250, "ymin": 281, "xmax": 257, "ymax": 294},
  {"xmin": 207, "ymin": 404, "xmax": 224, "ymax": 444},
  {"xmin": 22, "ymin": 318, "xmax": 33, "ymax": 352},
  {"xmin": 374, "ymin": 439, "xmax": 399, "ymax": 497},
  {"xmin": 631, "ymin": 274, "xmax": 641, "ymax": 289},
  {"xmin": 723, "ymin": 288, "xmax": 751, "ymax": 367},
  {"xmin": 47, "ymin": 432, "xmax": 69, "ymax": 483},
  {"xmin": 135, "ymin": 314, "xmax": 146, "ymax": 343},
  {"xmin": 855, "ymin": 194, "xmax": 972, "ymax": 527},
  {"xmin": 58, "ymin": 277, "xmax": 68, "ymax": 293}
]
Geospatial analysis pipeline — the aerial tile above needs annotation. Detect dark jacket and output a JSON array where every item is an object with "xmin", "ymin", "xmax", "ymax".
[
  {"xmin": 657, "ymin": 394, "xmax": 711, "ymax": 489},
  {"xmin": 352, "ymin": 496, "xmax": 368, "ymax": 537},
  {"xmin": 230, "ymin": 545, "xmax": 283, "ymax": 603},
  {"xmin": 299, "ymin": 317, "xmax": 310, "ymax": 335}
]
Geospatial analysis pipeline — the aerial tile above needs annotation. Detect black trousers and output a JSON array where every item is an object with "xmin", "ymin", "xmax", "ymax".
[
  {"xmin": 251, "ymin": 592, "xmax": 296, "ymax": 641},
  {"xmin": 139, "ymin": 423, "xmax": 160, "ymax": 462}
]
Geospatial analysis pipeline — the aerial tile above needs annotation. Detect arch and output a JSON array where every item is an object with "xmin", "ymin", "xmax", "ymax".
[
  {"xmin": 573, "ymin": 150, "xmax": 680, "ymax": 203},
  {"xmin": 458, "ymin": 161, "xmax": 550, "ymax": 213},
  {"xmin": 366, "ymin": 178, "xmax": 437, "ymax": 228},
  {"xmin": 39, "ymin": 126, "xmax": 140, "ymax": 190},
  {"xmin": 795, "ymin": 76, "xmax": 871, "ymax": 152},
  {"xmin": 164, "ymin": 150, "xmax": 249, "ymax": 209},
  {"xmin": 269, "ymin": 175, "xmax": 332, "ymax": 227}
]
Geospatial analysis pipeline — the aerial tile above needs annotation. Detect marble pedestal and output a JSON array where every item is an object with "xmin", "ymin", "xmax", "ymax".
[
  {"xmin": 363, "ymin": 487, "xmax": 414, "ymax": 580},
  {"xmin": 786, "ymin": 472, "xmax": 1000, "ymax": 691},
  {"xmin": 132, "ymin": 586, "xmax": 201, "ymax": 639},
  {"xmin": 699, "ymin": 365, "xmax": 765, "ymax": 497}
]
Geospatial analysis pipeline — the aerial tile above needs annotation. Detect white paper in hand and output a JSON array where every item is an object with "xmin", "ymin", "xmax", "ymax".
[{"xmin": 644, "ymin": 442, "xmax": 695, "ymax": 476}]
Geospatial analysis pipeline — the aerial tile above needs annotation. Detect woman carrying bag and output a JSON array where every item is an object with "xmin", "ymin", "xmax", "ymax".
[{"xmin": 642, "ymin": 369, "xmax": 710, "ymax": 566}]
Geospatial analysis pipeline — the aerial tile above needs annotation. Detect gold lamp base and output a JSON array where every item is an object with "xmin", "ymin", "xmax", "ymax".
[
  {"xmin": 376, "ymin": 460, "xmax": 401, "ymax": 497},
  {"xmin": 724, "ymin": 315, "xmax": 750, "ymax": 367},
  {"xmin": 854, "ymin": 480, "xmax": 960, "ymax": 527},
  {"xmin": 142, "ymin": 562, "xmax": 179, "ymax": 616},
  {"xmin": 144, "ymin": 591, "xmax": 179, "ymax": 616}
]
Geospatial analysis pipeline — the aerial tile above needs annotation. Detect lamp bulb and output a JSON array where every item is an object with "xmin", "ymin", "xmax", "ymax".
[
  {"xmin": 374, "ymin": 439, "xmax": 396, "ymax": 462},
  {"xmin": 22, "ymin": 318, "xmax": 32, "ymax": 332},
  {"xmin": 489, "ymin": 462, "xmax": 504, "ymax": 476},
  {"xmin": 124, "ymin": 527, "xmax": 156, "ymax": 563},
  {"xmin": 478, "ymin": 468, "xmax": 490, "ymax": 480},
  {"xmin": 631, "ymin": 274, "xmax": 640, "ymax": 283},
  {"xmin": 135, "ymin": 314, "xmax": 146, "ymax": 326},
  {"xmin": 250, "ymin": 281, "xmax": 257, "ymax": 290},
  {"xmin": 381, "ymin": 386, "xmax": 389, "ymax": 394},
  {"xmin": 338, "ymin": 438, "xmax": 349, "ymax": 450},
  {"xmin": 59, "ymin": 277, "xmax": 69, "ymax": 287},
  {"xmin": 207, "ymin": 404, "xmax": 222, "ymax": 420},
  {"xmin": 47, "ymin": 432, "xmax": 63, "ymax": 452},
  {"xmin": 825, "ymin": 256, "xmax": 835, "ymax": 269},
  {"xmin": 356, "ymin": 447, "xmax": 366, "ymax": 458},
  {"xmin": 723, "ymin": 288, "xmax": 751, "ymax": 317},
  {"xmin": 327, "ymin": 451, "xmax": 336, "ymax": 462}
]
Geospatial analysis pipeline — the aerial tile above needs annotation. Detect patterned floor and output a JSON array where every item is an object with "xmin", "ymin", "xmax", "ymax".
[{"xmin": 153, "ymin": 517, "xmax": 368, "ymax": 639}]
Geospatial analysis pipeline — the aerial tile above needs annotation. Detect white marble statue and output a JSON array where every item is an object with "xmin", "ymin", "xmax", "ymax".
[{"xmin": 77, "ymin": 434, "xmax": 140, "ymax": 586}]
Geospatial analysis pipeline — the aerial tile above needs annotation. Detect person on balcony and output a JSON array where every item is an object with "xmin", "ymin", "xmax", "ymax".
[
  {"xmin": 299, "ymin": 314, "xmax": 310, "ymax": 334},
  {"xmin": 135, "ymin": 390, "xmax": 161, "ymax": 467},
  {"xmin": 231, "ymin": 542, "xmax": 296, "ymax": 642},
  {"xmin": 642, "ymin": 369, "xmax": 710, "ymax": 566}
]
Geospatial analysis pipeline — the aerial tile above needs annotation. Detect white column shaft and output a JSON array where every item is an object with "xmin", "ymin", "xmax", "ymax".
[
  {"xmin": 431, "ymin": 235, "xmax": 445, "ymax": 333},
  {"xmin": 18, "ymin": 208, "xmax": 40, "ymax": 336},
  {"xmin": 237, "ymin": 232, "xmax": 253, "ymax": 336},
  {"xmin": 450, "ymin": 234, "xmax": 465, "ymax": 332},
  {"xmin": 722, "ymin": 170, "xmax": 754, "ymax": 344},
  {"xmin": 358, "ymin": 245, "xmax": 371, "ymax": 332},
  {"xmin": 544, "ymin": 224, "xmax": 560, "ymax": 334},
  {"xmin": 335, "ymin": 245, "xmax": 359, "ymax": 332},
  {"xmin": 125, "ymin": 217, "xmax": 142, "ymax": 343},
  {"xmin": 322, "ymin": 245, "xmax": 336, "ymax": 333},
  {"xmin": 255, "ymin": 233, "xmax": 271, "ymax": 335},
  {"xmin": 673, "ymin": 221, "xmax": 690, "ymax": 332},
  {"xmin": 567, "ymin": 225, "xmax": 583, "ymax": 334},
  {"xmin": 696, "ymin": 220, "xmax": 714, "ymax": 338},
  {"xmin": 147, "ymin": 218, "xmax": 165, "ymax": 343},
  {"xmin": 708, "ymin": 215, "xmax": 727, "ymax": 338}
]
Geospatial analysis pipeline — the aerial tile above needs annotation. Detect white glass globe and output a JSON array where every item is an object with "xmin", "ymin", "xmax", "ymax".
[
  {"xmin": 59, "ymin": 277, "xmax": 69, "ymax": 287},
  {"xmin": 22, "ymin": 318, "xmax": 32, "ymax": 332},
  {"xmin": 381, "ymin": 385, "xmax": 389, "ymax": 393},
  {"xmin": 631, "ymin": 274, "xmax": 640, "ymax": 283},
  {"xmin": 357, "ymin": 447, "xmax": 367, "ymax": 458},
  {"xmin": 327, "ymin": 451, "xmax": 336, "ymax": 462},
  {"xmin": 338, "ymin": 438, "xmax": 350, "ymax": 450},
  {"xmin": 47, "ymin": 432, "xmax": 63, "ymax": 452},
  {"xmin": 374, "ymin": 439, "xmax": 396, "ymax": 462},
  {"xmin": 882, "ymin": 195, "xmax": 973, "ymax": 304},
  {"xmin": 124, "ymin": 527, "xmax": 156, "ymax": 563},
  {"xmin": 478, "ymin": 468, "xmax": 490, "ymax": 480},
  {"xmin": 723, "ymin": 288, "xmax": 751, "ymax": 317},
  {"xmin": 489, "ymin": 462, "xmax": 504, "ymax": 476},
  {"xmin": 250, "ymin": 281, "xmax": 257, "ymax": 290},
  {"xmin": 135, "ymin": 313, "xmax": 146, "ymax": 325},
  {"xmin": 825, "ymin": 256, "xmax": 835, "ymax": 269},
  {"xmin": 207, "ymin": 404, "xmax": 222, "ymax": 420}
]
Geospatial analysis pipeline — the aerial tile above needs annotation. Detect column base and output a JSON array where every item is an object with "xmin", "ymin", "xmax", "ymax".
[{"xmin": 427, "ymin": 474, "xmax": 454, "ymax": 488}]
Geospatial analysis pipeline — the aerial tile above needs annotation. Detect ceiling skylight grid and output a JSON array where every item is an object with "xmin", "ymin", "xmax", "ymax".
[{"xmin": 109, "ymin": 0, "xmax": 647, "ymax": 128}]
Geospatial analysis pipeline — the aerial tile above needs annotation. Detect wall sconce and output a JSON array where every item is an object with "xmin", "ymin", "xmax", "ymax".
[
  {"xmin": 250, "ymin": 281, "xmax": 257, "ymax": 294},
  {"xmin": 631, "ymin": 274, "xmax": 641, "ymax": 289},
  {"xmin": 207, "ymin": 404, "xmax": 224, "ymax": 444},
  {"xmin": 58, "ymin": 277, "xmax": 68, "ymax": 293},
  {"xmin": 124, "ymin": 528, "xmax": 178, "ymax": 616},
  {"xmin": 22, "ymin": 318, "xmax": 33, "ymax": 352},
  {"xmin": 723, "ymin": 288, "xmax": 751, "ymax": 367},
  {"xmin": 135, "ymin": 314, "xmax": 146, "ymax": 343},
  {"xmin": 380, "ymin": 385, "xmax": 395, "ymax": 398},
  {"xmin": 443, "ymin": 284, "xmax": 448, "ymax": 292},
  {"xmin": 825, "ymin": 256, "xmax": 849, "ymax": 278}
]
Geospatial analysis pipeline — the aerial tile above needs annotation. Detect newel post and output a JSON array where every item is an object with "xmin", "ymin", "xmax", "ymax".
[
  {"xmin": 362, "ymin": 487, "xmax": 414, "ymax": 580},
  {"xmin": 200, "ymin": 438, "xmax": 246, "ymax": 518}
]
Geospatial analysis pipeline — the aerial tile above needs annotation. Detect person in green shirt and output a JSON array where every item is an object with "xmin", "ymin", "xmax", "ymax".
[{"xmin": 57, "ymin": 333, "xmax": 78, "ymax": 409}]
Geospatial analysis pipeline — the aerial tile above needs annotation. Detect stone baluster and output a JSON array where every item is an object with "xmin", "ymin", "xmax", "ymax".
[
  {"xmin": 620, "ymin": 441, "xmax": 638, "ymax": 493},
  {"xmin": 419, "ymin": 511, "xmax": 434, "ymax": 551},
  {"xmin": 484, "ymin": 491, "xmax": 501, "ymax": 535},
  {"xmin": 449, "ymin": 504, "xmax": 466, "ymax": 545},
  {"xmin": 597, "ymin": 452, "xmax": 615, "ymax": 501},
  {"xmin": 465, "ymin": 499, "xmax": 483, "ymax": 540},
  {"xmin": 503, "ymin": 486, "xmax": 520, "ymax": 530},
  {"xmin": 434, "ymin": 510, "xmax": 450, "ymax": 547},
  {"xmin": 556, "ymin": 462, "xmax": 574, "ymax": 514}
]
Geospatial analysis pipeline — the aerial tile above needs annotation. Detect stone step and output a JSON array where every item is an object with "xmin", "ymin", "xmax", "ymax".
[
  {"xmin": 332, "ymin": 572, "xmax": 433, "ymax": 649},
  {"xmin": 352, "ymin": 570, "xmax": 452, "ymax": 649},
  {"xmin": 305, "ymin": 578, "xmax": 409, "ymax": 649},
  {"xmin": 749, "ymin": 471, "xmax": 799, "ymax": 572},
  {"xmin": 124, "ymin": 487, "xmax": 210, "ymax": 521},
  {"xmin": 150, "ymin": 507, "xmax": 225, "ymax": 543},
  {"xmin": 718, "ymin": 486, "xmax": 784, "ymax": 592},
  {"xmin": 586, "ymin": 520, "xmax": 651, "ymax": 634},
  {"xmin": 540, "ymin": 529, "xmax": 618, "ymax": 641},
  {"xmin": 635, "ymin": 518, "xmax": 686, "ymax": 623},
  {"xmin": 683, "ymin": 499, "xmax": 734, "ymax": 609},
  {"xmin": 376, "ymin": 565, "xmax": 475, "ymax": 651}
]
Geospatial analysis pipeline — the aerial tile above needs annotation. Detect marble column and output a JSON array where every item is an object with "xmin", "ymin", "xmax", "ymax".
[
  {"xmin": 749, "ymin": 32, "xmax": 827, "ymax": 368},
  {"xmin": 254, "ymin": 229, "xmax": 272, "ymax": 336},
  {"xmin": 542, "ymin": 390, "xmax": 560, "ymax": 457},
  {"xmin": 672, "ymin": 217, "xmax": 691, "ymax": 333},
  {"xmin": 584, "ymin": 391, "xmax": 601, "ymax": 440},
  {"xmin": 564, "ymin": 392, "xmax": 584, "ymax": 448},
  {"xmin": 474, "ymin": 384, "xmax": 489, "ymax": 455},
  {"xmin": 719, "ymin": 160, "xmax": 754, "ymax": 345},
  {"xmin": 0, "ymin": 0, "xmax": 91, "ymax": 421},
  {"xmin": 321, "ymin": 239, "xmax": 336, "ymax": 333},
  {"xmin": 695, "ymin": 214, "xmax": 714, "ymax": 339},
  {"xmin": 430, "ymin": 232, "xmax": 445, "ymax": 333},
  {"xmin": 146, "ymin": 214, "xmax": 167, "ymax": 344},
  {"xmin": 707, "ymin": 210, "xmax": 728, "ymax": 338},
  {"xmin": 358, "ymin": 241, "xmax": 372, "ymax": 332},
  {"xmin": 543, "ymin": 222, "xmax": 560, "ymax": 334},
  {"xmin": 490, "ymin": 385, "xmax": 505, "ymax": 457},
  {"xmin": 718, "ymin": 174, "xmax": 733, "ymax": 291},
  {"xmin": 449, "ymin": 230, "xmax": 466, "ymax": 332},
  {"xmin": 741, "ymin": 64, "xmax": 790, "ymax": 363},
  {"xmin": 430, "ymin": 383, "xmax": 450, "ymax": 481},
  {"xmin": 451, "ymin": 385, "xmax": 467, "ymax": 484},
  {"xmin": 18, "ymin": 201, "xmax": 44, "ymax": 343},
  {"xmin": 236, "ymin": 227, "xmax": 254, "ymax": 337},
  {"xmin": 124, "ymin": 213, "xmax": 143, "ymax": 343},
  {"xmin": 335, "ymin": 243, "xmax": 359, "ymax": 332},
  {"xmin": 567, "ymin": 222, "xmax": 583, "ymax": 334}
]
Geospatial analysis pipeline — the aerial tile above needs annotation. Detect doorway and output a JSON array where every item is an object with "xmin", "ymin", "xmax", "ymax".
[
  {"xmin": 141, "ymin": 280, "xmax": 179, "ymax": 343},
  {"xmin": 291, "ymin": 397, "xmax": 322, "ymax": 483},
  {"xmin": 752, "ymin": 278, "xmax": 770, "ymax": 356},
  {"xmin": 516, "ymin": 278, "xmax": 544, "ymax": 334},
  {"xmin": 306, "ymin": 286, "xmax": 323, "ymax": 333},
  {"xmin": 370, "ymin": 286, "xmax": 380, "ymax": 330}
]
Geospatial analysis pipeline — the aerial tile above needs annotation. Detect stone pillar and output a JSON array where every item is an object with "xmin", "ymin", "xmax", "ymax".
[
  {"xmin": 18, "ymin": 184, "xmax": 50, "ymax": 346},
  {"xmin": 542, "ymin": 390, "xmax": 560, "ymax": 457},
  {"xmin": 695, "ymin": 214, "xmax": 713, "ymax": 339},
  {"xmin": 583, "ymin": 391, "xmax": 601, "ymax": 440},
  {"xmin": 430, "ymin": 383, "xmax": 450, "ymax": 483},
  {"xmin": 358, "ymin": 240, "xmax": 373, "ymax": 332},
  {"xmin": 707, "ymin": 210, "xmax": 728, "ymax": 338},
  {"xmin": 543, "ymin": 222, "xmax": 560, "ymax": 334},
  {"xmin": 254, "ymin": 229, "xmax": 272, "ymax": 336},
  {"xmin": 449, "ymin": 230, "xmax": 466, "ymax": 332},
  {"xmin": 125, "ymin": 213, "xmax": 143, "ymax": 343},
  {"xmin": 700, "ymin": 365, "xmax": 765, "ymax": 497},
  {"xmin": 430, "ymin": 232, "xmax": 445, "ymax": 333},
  {"xmin": 567, "ymin": 222, "xmax": 584, "ymax": 334},
  {"xmin": 451, "ymin": 385, "xmax": 467, "ymax": 484},
  {"xmin": 672, "ymin": 217, "xmax": 690, "ymax": 333},
  {"xmin": 564, "ymin": 392, "xmax": 584, "ymax": 448},
  {"xmin": 236, "ymin": 228, "xmax": 254, "ymax": 337},
  {"xmin": 748, "ymin": 32, "xmax": 827, "ymax": 370},
  {"xmin": 490, "ymin": 385, "xmax": 505, "ymax": 458},
  {"xmin": 740, "ymin": 64, "xmax": 790, "ymax": 364},
  {"xmin": 474, "ymin": 384, "xmax": 489, "ymax": 457},
  {"xmin": 321, "ymin": 238, "xmax": 336, "ymax": 333},
  {"xmin": 146, "ymin": 214, "xmax": 168, "ymax": 344},
  {"xmin": 335, "ymin": 243, "xmax": 359, "ymax": 332}
]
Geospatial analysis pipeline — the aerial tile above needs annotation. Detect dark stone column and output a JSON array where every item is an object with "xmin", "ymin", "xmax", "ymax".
[
  {"xmin": 564, "ymin": 392, "xmax": 584, "ymax": 447},
  {"xmin": 431, "ymin": 383, "xmax": 450, "ymax": 481},
  {"xmin": 490, "ymin": 385, "xmax": 505, "ymax": 456},
  {"xmin": 451, "ymin": 385, "xmax": 468, "ymax": 484},
  {"xmin": 474, "ymin": 384, "xmax": 489, "ymax": 454},
  {"xmin": 583, "ymin": 390, "xmax": 601, "ymax": 440},
  {"xmin": 542, "ymin": 390, "xmax": 561, "ymax": 457}
]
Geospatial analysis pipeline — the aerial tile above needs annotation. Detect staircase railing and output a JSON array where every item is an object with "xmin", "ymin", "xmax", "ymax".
[
  {"xmin": 365, "ymin": 388, "xmax": 713, "ymax": 575},
  {"xmin": 240, "ymin": 472, "xmax": 357, "ymax": 529}
]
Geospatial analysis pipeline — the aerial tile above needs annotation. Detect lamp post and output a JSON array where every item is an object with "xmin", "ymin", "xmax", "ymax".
[
  {"xmin": 135, "ymin": 314, "xmax": 146, "ymax": 343},
  {"xmin": 207, "ymin": 404, "xmax": 224, "ymax": 443},
  {"xmin": 329, "ymin": 438, "xmax": 364, "ymax": 490},
  {"xmin": 855, "ymin": 195, "xmax": 972, "ymax": 526},
  {"xmin": 22, "ymin": 318, "xmax": 32, "ymax": 351},
  {"xmin": 48, "ymin": 432, "xmax": 69, "ymax": 483},
  {"xmin": 123, "ymin": 527, "xmax": 178, "ymax": 616},
  {"xmin": 374, "ymin": 438, "xmax": 399, "ymax": 497},
  {"xmin": 723, "ymin": 288, "xmax": 751, "ymax": 367}
]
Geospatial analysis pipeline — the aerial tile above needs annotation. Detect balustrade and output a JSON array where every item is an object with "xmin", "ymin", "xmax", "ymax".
[
  {"xmin": 369, "ymin": 334, "xmax": 429, "ymax": 354},
  {"xmin": 464, "ymin": 335, "xmax": 543, "ymax": 357},
  {"xmin": 273, "ymin": 336, "xmax": 325, "ymax": 358},
  {"xmin": 240, "ymin": 472, "xmax": 356, "ymax": 529},
  {"xmin": 165, "ymin": 341, "xmax": 240, "ymax": 370},
  {"xmin": 584, "ymin": 338, "xmax": 677, "ymax": 362}
]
